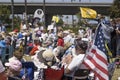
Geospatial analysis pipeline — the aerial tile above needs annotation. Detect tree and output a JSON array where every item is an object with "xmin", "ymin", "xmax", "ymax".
[
  {"xmin": 0, "ymin": 5, "xmax": 10, "ymax": 23},
  {"xmin": 110, "ymin": 0, "xmax": 120, "ymax": 18},
  {"xmin": 76, "ymin": 12, "xmax": 81, "ymax": 26},
  {"xmin": 56, "ymin": 15, "xmax": 64, "ymax": 26}
]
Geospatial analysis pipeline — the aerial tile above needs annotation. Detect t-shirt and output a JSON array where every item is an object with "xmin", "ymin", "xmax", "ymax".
[
  {"xmin": 68, "ymin": 54, "xmax": 87, "ymax": 71},
  {"xmin": 57, "ymin": 38, "xmax": 64, "ymax": 47},
  {"xmin": 65, "ymin": 54, "xmax": 87, "ymax": 78}
]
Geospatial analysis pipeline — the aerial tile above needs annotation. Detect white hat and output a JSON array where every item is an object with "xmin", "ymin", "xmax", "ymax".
[
  {"xmin": 22, "ymin": 32, "xmax": 27, "ymax": 36},
  {"xmin": 8, "ymin": 31, "xmax": 16, "ymax": 35},
  {"xmin": 34, "ymin": 27, "xmax": 39, "ymax": 32},
  {"xmin": 81, "ymin": 38, "xmax": 89, "ymax": 42},
  {"xmin": 63, "ymin": 30, "xmax": 69, "ymax": 34}
]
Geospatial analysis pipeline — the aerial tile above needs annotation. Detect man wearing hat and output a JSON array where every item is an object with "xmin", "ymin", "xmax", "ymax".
[
  {"xmin": 37, "ymin": 49, "xmax": 55, "ymax": 68},
  {"xmin": 63, "ymin": 40, "xmax": 89, "ymax": 80}
]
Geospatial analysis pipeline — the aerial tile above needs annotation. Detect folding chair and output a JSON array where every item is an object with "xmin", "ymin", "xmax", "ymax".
[
  {"xmin": 72, "ymin": 69, "xmax": 90, "ymax": 80},
  {"xmin": 44, "ymin": 67, "xmax": 64, "ymax": 80}
]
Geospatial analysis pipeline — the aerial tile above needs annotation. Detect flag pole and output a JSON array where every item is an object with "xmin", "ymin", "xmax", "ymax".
[{"xmin": 25, "ymin": 0, "xmax": 27, "ymax": 26}]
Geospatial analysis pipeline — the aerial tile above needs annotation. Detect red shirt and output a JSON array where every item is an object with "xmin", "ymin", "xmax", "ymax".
[{"xmin": 57, "ymin": 38, "xmax": 64, "ymax": 47}]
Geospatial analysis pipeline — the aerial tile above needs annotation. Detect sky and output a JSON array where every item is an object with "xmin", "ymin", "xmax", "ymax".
[{"xmin": 0, "ymin": 0, "xmax": 113, "ymax": 3}]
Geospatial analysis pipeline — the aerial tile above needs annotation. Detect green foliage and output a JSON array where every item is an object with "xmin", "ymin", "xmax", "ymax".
[
  {"xmin": 62, "ymin": 26, "xmax": 79, "ymax": 34},
  {"xmin": 56, "ymin": 18, "xmax": 64, "ymax": 26},
  {"xmin": 110, "ymin": 0, "xmax": 120, "ymax": 18},
  {"xmin": 76, "ymin": 12, "xmax": 82, "ymax": 26},
  {"xmin": 0, "ymin": 5, "xmax": 10, "ymax": 23}
]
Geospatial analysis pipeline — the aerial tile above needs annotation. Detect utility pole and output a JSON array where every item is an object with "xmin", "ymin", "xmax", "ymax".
[
  {"xmin": 25, "ymin": 0, "xmax": 27, "ymax": 25},
  {"xmin": 11, "ymin": 0, "xmax": 14, "ymax": 30},
  {"xmin": 43, "ymin": 0, "xmax": 46, "ymax": 28},
  {"xmin": 71, "ymin": 0, "xmax": 74, "ymax": 27}
]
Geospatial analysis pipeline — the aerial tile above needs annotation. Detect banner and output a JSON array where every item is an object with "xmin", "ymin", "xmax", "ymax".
[
  {"xmin": 52, "ymin": 16, "xmax": 59, "ymax": 23},
  {"xmin": 34, "ymin": 9, "xmax": 44, "ymax": 19},
  {"xmin": 80, "ymin": 7, "xmax": 97, "ymax": 19}
]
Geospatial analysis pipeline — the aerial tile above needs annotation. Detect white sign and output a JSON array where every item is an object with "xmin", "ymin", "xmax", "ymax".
[{"xmin": 34, "ymin": 9, "xmax": 44, "ymax": 19}]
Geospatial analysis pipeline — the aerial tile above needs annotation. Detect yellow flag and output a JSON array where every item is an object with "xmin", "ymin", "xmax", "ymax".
[
  {"xmin": 52, "ymin": 16, "xmax": 59, "ymax": 23},
  {"xmin": 105, "ymin": 41, "xmax": 112, "ymax": 57},
  {"xmin": 80, "ymin": 7, "xmax": 97, "ymax": 19}
]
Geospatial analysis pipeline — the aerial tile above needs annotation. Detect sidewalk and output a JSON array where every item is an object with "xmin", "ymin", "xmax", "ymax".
[{"xmin": 112, "ymin": 65, "xmax": 120, "ymax": 80}]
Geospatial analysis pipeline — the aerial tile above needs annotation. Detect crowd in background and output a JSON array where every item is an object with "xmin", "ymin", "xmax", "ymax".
[{"xmin": 0, "ymin": 16, "xmax": 120, "ymax": 80}]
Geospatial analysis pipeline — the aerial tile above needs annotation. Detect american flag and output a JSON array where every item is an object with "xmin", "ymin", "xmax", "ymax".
[{"xmin": 83, "ymin": 23, "xmax": 109, "ymax": 80}]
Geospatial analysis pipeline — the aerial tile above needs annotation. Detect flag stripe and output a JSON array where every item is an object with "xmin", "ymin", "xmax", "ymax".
[
  {"xmin": 86, "ymin": 48, "xmax": 108, "ymax": 69},
  {"xmin": 87, "ymin": 51, "xmax": 107, "ymax": 70},
  {"xmin": 91, "ymin": 49, "xmax": 108, "ymax": 65},
  {"xmin": 86, "ymin": 55, "xmax": 108, "ymax": 74},
  {"xmin": 83, "ymin": 60, "xmax": 108, "ymax": 80},
  {"xmin": 94, "ymin": 71, "xmax": 108, "ymax": 80}
]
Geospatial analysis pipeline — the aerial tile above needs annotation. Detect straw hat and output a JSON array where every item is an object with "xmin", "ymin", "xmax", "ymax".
[
  {"xmin": 68, "ymin": 29, "xmax": 73, "ymax": 33},
  {"xmin": 42, "ymin": 49, "xmax": 54, "ymax": 61},
  {"xmin": 37, "ymin": 49, "xmax": 55, "ymax": 67},
  {"xmin": 0, "ymin": 34, "xmax": 4, "ymax": 40},
  {"xmin": 0, "ymin": 32, "xmax": 6, "ymax": 38},
  {"xmin": 63, "ymin": 30, "xmax": 69, "ymax": 34},
  {"xmin": 8, "ymin": 31, "xmax": 16, "ymax": 36}
]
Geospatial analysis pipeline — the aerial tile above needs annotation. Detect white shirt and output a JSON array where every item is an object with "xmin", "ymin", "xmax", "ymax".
[
  {"xmin": 22, "ymin": 24, "xmax": 27, "ymax": 30},
  {"xmin": 0, "ymin": 60, "xmax": 5, "ymax": 73},
  {"xmin": 47, "ymin": 25, "xmax": 53, "ymax": 31},
  {"xmin": 65, "ymin": 54, "xmax": 87, "ymax": 77},
  {"xmin": 41, "ymin": 33, "xmax": 48, "ymax": 41},
  {"xmin": 64, "ymin": 35, "xmax": 72, "ymax": 44},
  {"xmin": 68, "ymin": 54, "xmax": 87, "ymax": 71},
  {"xmin": 78, "ymin": 29, "xmax": 84, "ymax": 38}
]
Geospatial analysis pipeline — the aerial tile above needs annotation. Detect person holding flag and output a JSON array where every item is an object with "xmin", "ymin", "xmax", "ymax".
[
  {"xmin": 83, "ymin": 22, "xmax": 110, "ymax": 80},
  {"xmin": 63, "ymin": 39, "xmax": 89, "ymax": 80}
]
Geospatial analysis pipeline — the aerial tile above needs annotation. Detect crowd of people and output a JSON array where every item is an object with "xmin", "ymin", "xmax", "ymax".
[{"xmin": 0, "ymin": 16, "xmax": 120, "ymax": 80}]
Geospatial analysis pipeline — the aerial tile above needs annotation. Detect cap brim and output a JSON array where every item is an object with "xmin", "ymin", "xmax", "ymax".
[{"xmin": 5, "ymin": 63, "xmax": 10, "ymax": 67}]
